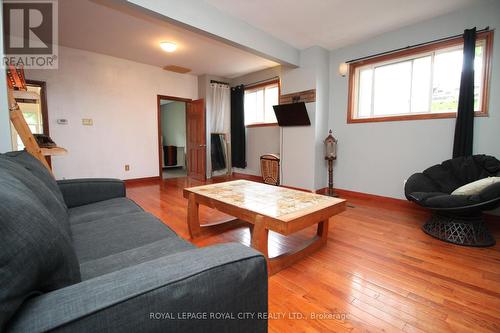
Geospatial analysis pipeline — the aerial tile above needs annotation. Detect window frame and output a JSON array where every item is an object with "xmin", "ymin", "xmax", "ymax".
[
  {"xmin": 347, "ymin": 30, "xmax": 493, "ymax": 124},
  {"xmin": 244, "ymin": 79, "xmax": 280, "ymax": 128}
]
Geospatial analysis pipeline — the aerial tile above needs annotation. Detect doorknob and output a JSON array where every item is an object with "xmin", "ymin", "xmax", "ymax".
[{"xmin": 198, "ymin": 144, "xmax": 206, "ymax": 147}]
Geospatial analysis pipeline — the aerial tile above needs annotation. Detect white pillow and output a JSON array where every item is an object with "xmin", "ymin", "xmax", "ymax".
[{"xmin": 451, "ymin": 177, "xmax": 500, "ymax": 195}]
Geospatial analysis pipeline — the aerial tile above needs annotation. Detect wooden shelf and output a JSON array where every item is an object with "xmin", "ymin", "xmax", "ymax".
[{"xmin": 41, "ymin": 147, "xmax": 68, "ymax": 156}]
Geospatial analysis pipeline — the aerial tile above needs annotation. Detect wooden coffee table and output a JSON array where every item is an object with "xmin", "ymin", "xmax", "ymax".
[{"xmin": 183, "ymin": 180, "xmax": 346, "ymax": 275}]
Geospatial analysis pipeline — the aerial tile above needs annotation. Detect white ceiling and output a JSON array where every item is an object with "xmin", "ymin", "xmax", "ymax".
[
  {"xmin": 205, "ymin": 0, "xmax": 482, "ymax": 50},
  {"xmin": 57, "ymin": 0, "xmax": 278, "ymax": 78}
]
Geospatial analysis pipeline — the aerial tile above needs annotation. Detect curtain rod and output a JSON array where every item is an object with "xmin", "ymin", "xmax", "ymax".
[
  {"xmin": 210, "ymin": 79, "xmax": 229, "ymax": 85},
  {"xmin": 243, "ymin": 76, "xmax": 279, "ymax": 88},
  {"xmin": 346, "ymin": 27, "xmax": 491, "ymax": 64}
]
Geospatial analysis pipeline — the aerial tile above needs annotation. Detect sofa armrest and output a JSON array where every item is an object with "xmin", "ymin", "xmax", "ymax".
[
  {"xmin": 57, "ymin": 178, "xmax": 126, "ymax": 208},
  {"xmin": 7, "ymin": 243, "xmax": 268, "ymax": 333}
]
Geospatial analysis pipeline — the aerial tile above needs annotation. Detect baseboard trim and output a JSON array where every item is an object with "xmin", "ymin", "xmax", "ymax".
[
  {"xmin": 316, "ymin": 187, "xmax": 426, "ymax": 211},
  {"xmin": 232, "ymin": 172, "xmax": 262, "ymax": 182},
  {"xmin": 124, "ymin": 176, "xmax": 161, "ymax": 184}
]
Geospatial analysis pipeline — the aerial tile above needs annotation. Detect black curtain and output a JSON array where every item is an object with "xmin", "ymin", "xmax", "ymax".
[
  {"xmin": 231, "ymin": 85, "xmax": 246, "ymax": 168},
  {"xmin": 452, "ymin": 28, "xmax": 476, "ymax": 158}
]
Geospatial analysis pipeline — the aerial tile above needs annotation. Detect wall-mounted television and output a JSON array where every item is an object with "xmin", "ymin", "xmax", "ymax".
[{"xmin": 272, "ymin": 102, "xmax": 311, "ymax": 127}]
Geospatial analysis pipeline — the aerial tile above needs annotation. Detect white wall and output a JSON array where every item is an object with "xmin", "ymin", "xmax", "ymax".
[
  {"xmin": 25, "ymin": 46, "xmax": 197, "ymax": 180},
  {"xmin": 279, "ymin": 47, "xmax": 331, "ymax": 191},
  {"xmin": 280, "ymin": 64, "xmax": 316, "ymax": 190},
  {"xmin": 235, "ymin": 126, "xmax": 280, "ymax": 176},
  {"xmin": 329, "ymin": 0, "xmax": 500, "ymax": 199},
  {"xmin": 161, "ymin": 102, "xmax": 186, "ymax": 147},
  {"xmin": 0, "ymin": 4, "xmax": 12, "ymax": 153},
  {"xmin": 161, "ymin": 101, "xmax": 187, "ymax": 168}
]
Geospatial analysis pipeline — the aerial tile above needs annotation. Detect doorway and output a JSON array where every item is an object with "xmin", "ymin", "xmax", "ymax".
[{"xmin": 157, "ymin": 95, "xmax": 206, "ymax": 180}]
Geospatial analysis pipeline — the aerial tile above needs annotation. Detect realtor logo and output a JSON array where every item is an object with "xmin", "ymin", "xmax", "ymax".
[{"xmin": 2, "ymin": 0, "xmax": 58, "ymax": 69}]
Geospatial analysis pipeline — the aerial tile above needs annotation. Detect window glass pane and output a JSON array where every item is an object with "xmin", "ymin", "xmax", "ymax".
[
  {"xmin": 17, "ymin": 135, "xmax": 24, "ymax": 150},
  {"xmin": 357, "ymin": 68, "xmax": 373, "ymax": 117},
  {"xmin": 255, "ymin": 89, "xmax": 264, "ymax": 122},
  {"xmin": 474, "ymin": 43, "xmax": 484, "ymax": 111},
  {"xmin": 410, "ymin": 56, "xmax": 432, "ymax": 113},
  {"xmin": 19, "ymin": 99, "xmax": 43, "ymax": 133},
  {"xmin": 431, "ymin": 48, "xmax": 462, "ymax": 113},
  {"xmin": 264, "ymin": 86, "xmax": 278, "ymax": 123},
  {"xmin": 244, "ymin": 91, "xmax": 257, "ymax": 125},
  {"xmin": 22, "ymin": 112, "xmax": 38, "ymax": 126},
  {"xmin": 373, "ymin": 61, "xmax": 412, "ymax": 116}
]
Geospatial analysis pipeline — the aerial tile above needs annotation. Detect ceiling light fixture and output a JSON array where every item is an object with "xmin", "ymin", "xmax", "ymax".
[{"xmin": 160, "ymin": 41, "xmax": 177, "ymax": 53}]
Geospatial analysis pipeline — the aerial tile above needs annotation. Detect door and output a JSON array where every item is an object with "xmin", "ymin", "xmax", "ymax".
[{"xmin": 186, "ymin": 99, "xmax": 206, "ymax": 180}]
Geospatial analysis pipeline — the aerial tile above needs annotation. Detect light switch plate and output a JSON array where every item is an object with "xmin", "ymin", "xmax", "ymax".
[
  {"xmin": 82, "ymin": 118, "xmax": 93, "ymax": 126},
  {"xmin": 56, "ymin": 119, "xmax": 68, "ymax": 125}
]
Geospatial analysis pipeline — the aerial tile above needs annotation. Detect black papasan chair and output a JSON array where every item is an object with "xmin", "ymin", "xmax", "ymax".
[{"xmin": 405, "ymin": 154, "xmax": 500, "ymax": 247}]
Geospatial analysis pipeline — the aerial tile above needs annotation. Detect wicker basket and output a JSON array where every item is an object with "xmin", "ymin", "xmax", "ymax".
[{"xmin": 260, "ymin": 154, "xmax": 280, "ymax": 186}]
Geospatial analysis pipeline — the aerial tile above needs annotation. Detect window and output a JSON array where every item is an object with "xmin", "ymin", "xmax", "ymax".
[
  {"xmin": 244, "ymin": 80, "xmax": 279, "ymax": 127},
  {"xmin": 348, "ymin": 31, "xmax": 493, "ymax": 123},
  {"xmin": 11, "ymin": 84, "xmax": 45, "ymax": 151}
]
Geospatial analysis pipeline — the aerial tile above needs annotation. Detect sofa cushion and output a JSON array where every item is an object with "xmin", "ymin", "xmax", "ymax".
[
  {"xmin": 0, "ymin": 170, "xmax": 81, "ymax": 329},
  {"xmin": 69, "ymin": 197, "xmax": 143, "ymax": 225},
  {"xmin": 4, "ymin": 151, "xmax": 66, "ymax": 208},
  {"xmin": 80, "ymin": 238, "xmax": 194, "ymax": 280},
  {"xmin": 0, "ymin": 155, "xmax": 71, "ymax": 237},
  {"xmin": 72, "ymin": 212, "xmax": 179, "ymax": 263}
]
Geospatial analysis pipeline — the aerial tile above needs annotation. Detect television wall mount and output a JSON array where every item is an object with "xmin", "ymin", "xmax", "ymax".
[{"xmin": 279, "ymin": 89, "xmax": 316, "ymax": 105}]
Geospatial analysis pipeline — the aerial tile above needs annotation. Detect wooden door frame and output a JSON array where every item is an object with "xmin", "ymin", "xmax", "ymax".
[
  {"xmin": 157, "ymin": 95, "xmax": 192, "ymax": 178},
  {"xmin": 186, "ymin": 99, "xmax": 207, "ymax": 181}
]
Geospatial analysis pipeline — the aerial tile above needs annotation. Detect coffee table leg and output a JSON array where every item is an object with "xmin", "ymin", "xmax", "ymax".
[
  {"xmin": 187, "ymin": 193, "xmax": 201, "ymax": 238},
  {"xmin": 261, "ymin": 219, "xmax": 330, "ymax": 275},
  {"xmin": 251, "ymin": 215, "xmax": 269, "ymax": 258},
  {"xmin": 317, "ymin": 219, "xmax": 329, "ymax": 243}
]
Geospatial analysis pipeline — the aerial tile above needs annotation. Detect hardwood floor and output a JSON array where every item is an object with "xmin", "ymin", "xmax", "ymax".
[{"xmin": 126, "ymin": 176, "xmax": 500, "ymax": 333}]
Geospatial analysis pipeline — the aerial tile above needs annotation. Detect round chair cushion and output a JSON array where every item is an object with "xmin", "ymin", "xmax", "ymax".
[
  {"xmin": 451, "ymin": 177, "xmax": 500, "ymax": 195},
  {"xmin": 405, "ymin": 155, "xmax": 500, "ymax": 210}
]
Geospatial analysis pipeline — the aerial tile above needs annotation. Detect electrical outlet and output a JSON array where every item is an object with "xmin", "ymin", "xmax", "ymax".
[
  {"xmin": 82, "ymin": 118, "xmax": 93, "ymax": 126},
  {"xmin": 125, "ymin": 165, "xmax": 130, "ymax": 171}
]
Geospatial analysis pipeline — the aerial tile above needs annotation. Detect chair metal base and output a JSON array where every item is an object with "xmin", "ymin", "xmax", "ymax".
[{"xmin": 422, "ymin": 212, "xmax": 495, "ymax": 247}]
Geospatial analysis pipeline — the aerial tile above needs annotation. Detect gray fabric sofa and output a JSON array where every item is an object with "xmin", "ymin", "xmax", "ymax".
[{"xmin": 0, "ymin": 151, "xmax": 268, "ymax": 332}]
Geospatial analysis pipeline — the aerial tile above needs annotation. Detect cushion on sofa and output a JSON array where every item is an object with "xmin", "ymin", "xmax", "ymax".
[
  {"xmin": 71, "ymin": 212, "xmax": 179, "ymax": 263},
  {"xmin": 69, "ymin": 197, "xmax": 143, "ymax": 225},
  {"xmin": 451, "ymin": 177, "xmax": 500, "ymax": 195},
  {"xmin": 0, "ymin": 155, "xmax": 71, "ymax": 237},
  {"xmin": 80, "ymin": 238, "xmax": 194, "ymax": 280},
  {"xmin": 0, "ymin": 171, "xmax": 81, "ymax": 329},
  {"xmin": 4, "ymin": 151, "xmax": 66, "ymax": 207}
]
